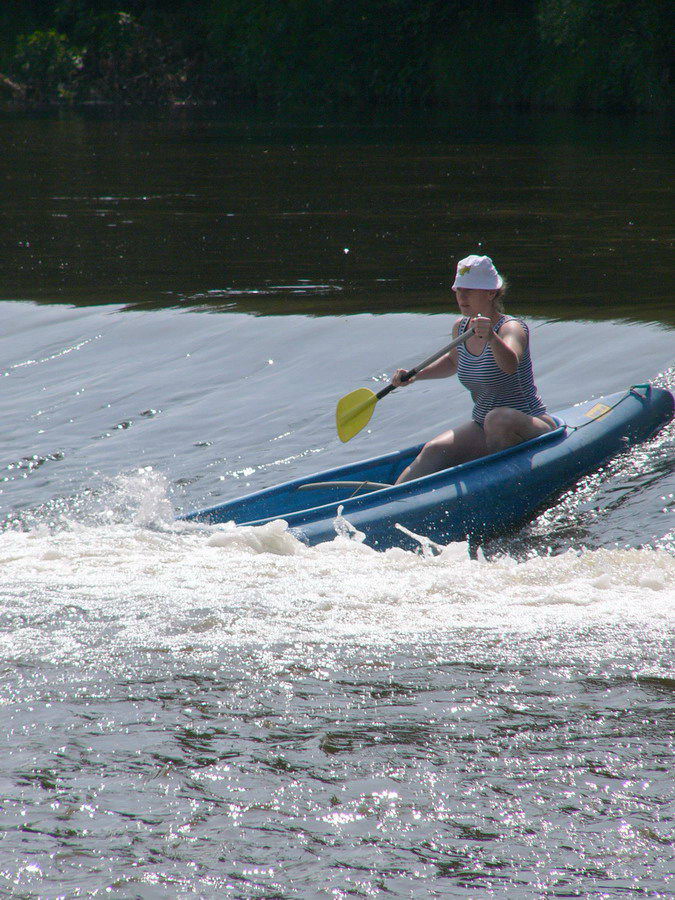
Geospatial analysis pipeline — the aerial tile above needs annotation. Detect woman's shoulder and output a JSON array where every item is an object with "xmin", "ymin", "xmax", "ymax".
[
  {"xmin": 497, "ymin": 315, "xmax": 528, "ymax": 336},
  {"xmin": 496, "ymin": 315, "xmax": 530, "ymax": 351}
]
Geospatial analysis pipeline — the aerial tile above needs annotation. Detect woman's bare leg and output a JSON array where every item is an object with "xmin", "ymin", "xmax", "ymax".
[
  {"xmin": 483, "ymin": 407, "xmax": 555, "ymax": 453},
  {"xmin": 395, "ymin": 421, "xmax": 487, "ymax": 484}
]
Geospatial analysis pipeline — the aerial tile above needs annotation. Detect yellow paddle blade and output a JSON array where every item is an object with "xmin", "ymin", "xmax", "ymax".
[{"xmin": 336, "ymin": 388, "xmax": 378, "ymax": 442}]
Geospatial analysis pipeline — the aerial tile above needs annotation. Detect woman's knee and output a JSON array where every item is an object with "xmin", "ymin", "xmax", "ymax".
[
  {"xmin": 397, "ymin": 433, "xmax": 456, "ymax": 483},
  {"xmin": 484, "ymin": 407, "xmax": 553, "ymax": 451},
  {"xmin": 419, "ymin": 434, "xmax": 454, "ymax": 461},
  {"xmin": 484, "ymin": 407, "xmax": 515, "ymax": 435},
  {"xmin": 484, "ymin": 407, "xmax": 525, "ymax": 451}
]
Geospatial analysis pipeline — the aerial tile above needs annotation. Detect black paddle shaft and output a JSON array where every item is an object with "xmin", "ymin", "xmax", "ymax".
[{"xmin": 375, "ymin": 326, "xmax": 475, "ymax": 400}]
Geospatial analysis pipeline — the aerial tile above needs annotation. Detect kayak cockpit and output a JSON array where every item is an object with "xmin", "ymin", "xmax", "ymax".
[
  {"xmin": 182, "ymin": 419, "xmax": 567, "ymax": 527},
  {"xmin": 182, "ymin": 445, "xmax": 418, "ymax": 525}
]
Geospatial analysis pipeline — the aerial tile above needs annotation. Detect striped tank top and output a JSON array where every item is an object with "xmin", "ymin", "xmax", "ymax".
[{"xmin": 456, "ymin": 316, "xmax": 547, "ymax": 426}]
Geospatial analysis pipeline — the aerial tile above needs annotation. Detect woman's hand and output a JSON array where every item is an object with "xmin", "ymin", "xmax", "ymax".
[
  {"xmin": 471, "ymin": 315, "xmax": 494, "ymax": 342},
  {"xmin": 391, "ymin": 368, "xmax": 414, "ymax": 388}
]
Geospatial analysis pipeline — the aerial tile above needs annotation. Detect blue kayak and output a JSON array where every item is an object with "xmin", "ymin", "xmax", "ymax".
[{"xmin": 182, "ymin": 384, "xmax": 674, "ymax": 550}]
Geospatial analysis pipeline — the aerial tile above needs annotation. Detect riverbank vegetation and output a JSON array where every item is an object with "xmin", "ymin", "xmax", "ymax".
[{"xmin": 0, "ymin": 0, "xmax": 670, "ymax": 113}]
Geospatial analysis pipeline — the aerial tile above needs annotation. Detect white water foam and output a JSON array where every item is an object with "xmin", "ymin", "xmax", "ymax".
[{"xmin": 1, "ymin": 469, "xmax": 673, "ymax": 670}]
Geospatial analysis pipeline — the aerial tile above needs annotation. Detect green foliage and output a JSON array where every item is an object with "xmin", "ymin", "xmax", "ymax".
[
  {"xmin": 430, "ymin": 0, "xmax": 539, "ymax": 109},
  {"xmin": 537, "ymin": 0, "xmax": 671, "ymax": 111},
  {"xmin": 74, "ymin": 10, "xmax": 186, "ymax": 103},
  {"xmin": 1, "ymin": 0, "xmax": 670, "ymax": 112},
  {"xmin": 14, "ymin": 28, "xmax": 83, "ymax": 100},
  {"xmin": 207, "ymin": 0, "xmax": 438, "ymax": 108},
  {"xmin": 10, "ymin": 3, "xmax": 205, "ymax": 104}
]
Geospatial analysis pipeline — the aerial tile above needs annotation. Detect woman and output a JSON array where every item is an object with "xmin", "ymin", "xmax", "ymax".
[{"xmin": 392, "ymin": 254, "xmax": 556, "ymax": 484}]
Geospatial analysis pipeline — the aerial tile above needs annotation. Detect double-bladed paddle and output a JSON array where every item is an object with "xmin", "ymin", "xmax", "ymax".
[{"xmin": 336, "ymin": 327, "xmax": 475, "ymax": 442}]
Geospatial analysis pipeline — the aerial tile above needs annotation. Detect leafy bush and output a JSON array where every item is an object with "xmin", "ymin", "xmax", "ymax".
[
  {"xmin": 537, "ymin": 0, "xmax": 671, "ymax": 111},
  {"xmin": 14, "ymin": 28, "xmax": 83, "ymax": 100},
  {"xmin": 3, "ymin": 0, "xmax": 671, "ymax": 111}
]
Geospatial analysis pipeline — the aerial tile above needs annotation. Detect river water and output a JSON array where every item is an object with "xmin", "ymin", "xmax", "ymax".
[{"xmin": 0, "ymin": 111, "xmax": 673, "ymax": 898}]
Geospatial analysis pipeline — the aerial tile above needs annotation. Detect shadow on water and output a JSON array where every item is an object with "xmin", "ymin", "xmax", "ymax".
[{"xmin": 1, "ymin": 109, "xmax": 673, "ymax": 326}]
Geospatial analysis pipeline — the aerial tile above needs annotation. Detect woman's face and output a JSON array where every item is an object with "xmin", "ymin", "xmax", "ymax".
[{"xmin": 454, "ymin": 287, "xmax": 497, "ymax": 317}]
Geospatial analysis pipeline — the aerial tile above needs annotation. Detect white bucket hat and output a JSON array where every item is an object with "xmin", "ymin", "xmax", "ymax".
[{"xmin": 452, "ymin": 254, "xmax": 503, "ymax": 290}]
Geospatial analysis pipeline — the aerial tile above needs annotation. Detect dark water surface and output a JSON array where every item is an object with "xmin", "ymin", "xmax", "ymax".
[
  {"xmin": 0, "ymin": 112, "xmax": 673, "ymax": 898},
  {"xmin": 2, "ymin": 110, "xmax": 673, "ymax": 322}
]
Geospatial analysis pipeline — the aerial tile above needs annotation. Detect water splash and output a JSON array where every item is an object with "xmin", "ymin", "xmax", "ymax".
[
  {"xmin": 333, "ymin": 504, "xmax": 367, "ymax": 543},
  {"xmin": 111, "ymin": 467, "xmax": 175, "ymax": 527}
]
